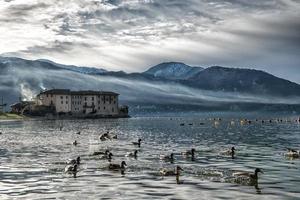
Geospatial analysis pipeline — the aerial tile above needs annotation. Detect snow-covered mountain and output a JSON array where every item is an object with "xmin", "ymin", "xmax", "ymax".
[{"xmin": 143, "ymin": 62, "xmax": 203, "ymax": 80}]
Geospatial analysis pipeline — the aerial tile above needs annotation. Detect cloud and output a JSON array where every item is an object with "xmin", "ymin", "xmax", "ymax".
[{"xmin": 0, "ymin": 0, "xmax": 300, "ymax": 83}]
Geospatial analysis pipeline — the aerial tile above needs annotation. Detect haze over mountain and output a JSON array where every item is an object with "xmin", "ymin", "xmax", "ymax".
[
  {"xmin": 143, "ymin": 62, "xmax": 204, "ymax": 80},
  {"xmin": 1, "ymin": 56, "xmax": 300, "ymax": 112}
]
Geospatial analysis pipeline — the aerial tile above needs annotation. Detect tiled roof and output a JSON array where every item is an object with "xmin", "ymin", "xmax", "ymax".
[
  {"xmin": 39, "ymin": 89, "xmax": 119, "ymax": 96},
  {"xmin": 71, "ymin": 91, "xmax": 119, "ymax": 96},
  {"xmin": 39, "ymin": 89, "xmax": 70, "ymax": 95}
]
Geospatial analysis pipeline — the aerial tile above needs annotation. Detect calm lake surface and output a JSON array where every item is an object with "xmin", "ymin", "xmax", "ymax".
[{"xmin": 0, "ymin": 114, "xmax": 300, "ymax": 200}]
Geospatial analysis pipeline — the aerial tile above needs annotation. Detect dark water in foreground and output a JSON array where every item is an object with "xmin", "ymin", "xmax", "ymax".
[{"xmin": 0, "ymin": 115, "xmax": 300, "ymax": 200}]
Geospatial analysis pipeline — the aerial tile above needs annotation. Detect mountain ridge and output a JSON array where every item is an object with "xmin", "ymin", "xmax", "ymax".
[{"xmin": 1, "ymin": 56, "xmax": 300, "ymax": 109}]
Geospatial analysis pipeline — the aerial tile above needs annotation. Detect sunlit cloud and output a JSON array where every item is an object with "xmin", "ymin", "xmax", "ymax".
[{"xmin": 1, "ymin": 0, "xmax": 300, "ymax": 82}]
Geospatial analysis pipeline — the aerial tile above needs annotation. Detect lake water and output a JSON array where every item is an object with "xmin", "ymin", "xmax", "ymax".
[{"xmin": 0, "ymin": 114, "xmax": 300, "ymax": 200}]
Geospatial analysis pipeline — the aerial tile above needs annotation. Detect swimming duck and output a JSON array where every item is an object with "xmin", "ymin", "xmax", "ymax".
[
  {"xmin": 233, "ymin": 168, "xmax": 264, "ymax": 182},
  {"xmin": 182, "ymin": 148, "xmax": 196, "ymax": 157},
  {"xmin": 160, "ymin": 166, "xmax": 183, "ymax": 176},
  {"xmin": 182, "ymin": 148, "xmax": 196, "ymax": 158},
  {"xmin": 72, "ymin": 140, "xmax": 78, "ymax": 146},
  {"xmin": 110, "ymin": 134, "xmax": 118, "ymax": 139},
  {"xmin": 99, "ymin": 133, "xmax": 110, "ymax": 141},
  {"xmin": 67, "ymin": 156, "xmax": 80, "ymax": 165},
  {"xmin": 160, "ymin": 153, "xmax": 174, "ymax": 162},
  {"xmin": 285, "ymin": 148, "xmax": 300, "ymax": 158},
  {"xmin": 180, "ymin": 123, "xmax": 185, "ymax": 126},
  {"xmin": 108, "ymin": 161, "xmax": 127, "ymax": 170},
  {"xmin": 64, "ymin": 164, "xmax": 78, "ymax": 178},
  {"xmin": 100, "ymin": 152, "xmax": 113, "ymax": 161},
  {"xmin": 132, "ymin": 139, "xmax": 142, "ymax": 147},
  {"xmin": 221, "ymin": 147, "xmax": 235, "ymax": 159},
  {"xmin": 126, "ymin": 150, "xmax": 138, "ymax": 158},
  {"xmin": 75, "ymin": 131, "xmax": 81, "ymax": 135},
  {"xmin": 93, "ymin": 149, "xmax": 110, "ymax": 156}
]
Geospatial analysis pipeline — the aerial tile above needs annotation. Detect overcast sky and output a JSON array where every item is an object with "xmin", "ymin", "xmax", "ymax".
[{"xmin": 0, "ymin": 0, "xmax": 300, "ymax": 83}]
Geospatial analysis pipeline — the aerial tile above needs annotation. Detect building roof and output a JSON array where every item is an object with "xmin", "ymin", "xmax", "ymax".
[
  {"xmin": 39, "ymin": 89, "xmax": 119, "ymax": 96},
  {"xmin": 39, "ymin": 89, "xmax": 71, "ymax": 95},
  {"xmin": 71, "ymin": 90, "xmax": 119, "ymax": 96}
]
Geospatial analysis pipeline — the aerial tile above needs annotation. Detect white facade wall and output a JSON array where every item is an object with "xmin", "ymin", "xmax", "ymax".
[
  {"xmin": 38, "ymin": 90, "xmax": 119, "ymax": 115},
  {"xmin": 38, "ymin": 93, "xmax": 71, "ymax": 113}
]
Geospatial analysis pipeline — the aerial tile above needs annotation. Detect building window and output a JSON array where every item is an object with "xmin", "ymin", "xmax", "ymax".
[
  {"xmin": 66, "ymin": 101, "xmax": 68, "ymax": 104},
  {"xmin": 61, "ymin": 101, "xmax": 63, "ymax": 104},
  {"xmin": 50, "ymin": 100, "xmax": 53, "ymax": 105},
  {"xmin": 104, "ymin": 106, "xmax": 106, "ymax": 110},
  {"xmin": 114, "ymin": 101, "xmax": 116, "ymax": 104},
  {"xmin": 98, "ymin": 107, "xmax": 100, "ymax": 110},
  {"xmin": 85, "ymin": 97, "xmax": 87, "ymax": 101},
  {"xmin": 112, "ymin": 108, "xmax": 114, "ymax": 112},
  {"xmin": 46, "ymin": 94, "xmax": 48, "ymax": 97},
  {"xmin": 85, "ymin": 102, "xmax": 87, "ymax": 107},
  {"xmin": 92, "ymin": 97, "xmax": 94, "ymax": 101},
  {"xmin": 61, "ymin": 96, "xmax": 63, "ymax": 99}
]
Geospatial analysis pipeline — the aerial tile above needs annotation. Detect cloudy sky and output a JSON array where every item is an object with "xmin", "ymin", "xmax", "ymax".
[{"xmin": 0, "ymin": 0, "xmax": 300, "ymax": 82}]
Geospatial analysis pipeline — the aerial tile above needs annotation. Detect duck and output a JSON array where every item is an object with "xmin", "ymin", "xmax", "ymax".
[
  {"xmin": 132, "ymin": 139, "xmax": 142, "ymax": 147},
  {"xmin": 64, "ymin": 164, "xmax": 78, "ymax": 178},
  {"xmin": 100, "ymin": 152, "xmax": 113, "ymax": 161},
  {"xmin": 220, "ymin": 147, "xmax": 236, "ymax": 159},
  {"xmin": 72, "ymin": 140, "xmax": 78, "ymax": 146},
  {"xmin": 285, "ymin": 148, "xmax": 300, "ymax": 158},
  {"xmin": 126, "ymin": 150, "xmax": 138, "ymax": 158},
  {"xmin": 160, "ymin": 153, "xmax": 174, "ymax": 162},
  {"xmin": 67, "ymin": 156, "xmax": 80, "ymax": 165},
  {"xmin": 108, "ymin": 161, "xmax": 127, "ymax": 170},
  {"xmin": 75, "ymin": 131, "xmax": 81, "ymax": 135},
  {"xmin": 233, "ymin": 168, "xmax": 264, "ymax": 183},
  {"xmin": 180, "ymin": 123, "xmax": 185, "ymax": 126},
  {"xmin": 160, "ymin": 166, "xmax": 183, "ymax": 176},
  {"xmin": 93, "ymin": 149, "xmax": 110, "ymax": 156},
  {"xmin": 182, "ymin": 148, "xmax": 196, "ymax": 158},
  {"xmin": 110, "ymin": 134, "xmax": 118, "ymax": 139},
  {"xmin": 99, "ymin": 132, "xmax": 110, "ymax": 141}
]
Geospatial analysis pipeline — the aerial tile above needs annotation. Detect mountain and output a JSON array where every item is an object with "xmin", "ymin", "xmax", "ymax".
[
  {"xmin": 143, "ymin": 62, "xmax": 203, "ymax": 80},
  {"xmin": 36, "ymin": 59, "xmax": 107, "ymax": 74},
  {"xmin": 1, "ymin": 56, "xmax": 300, "ymax": 113},
  {"xmin": 182, "ymin": 66, "xmax": 300, "ymax": 96},
  {"xmin": 0, "ymin": 56, "xmax": 107, "ymax": 74}
]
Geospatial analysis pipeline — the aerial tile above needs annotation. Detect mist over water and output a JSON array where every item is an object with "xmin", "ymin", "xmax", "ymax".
[
  {"xmin": 0, "ymin": 114, "xmax": 300, "ymax": 199},
  {"xmin": 1, "ymin": 65, "xmax": 300, "ymax": 108}
]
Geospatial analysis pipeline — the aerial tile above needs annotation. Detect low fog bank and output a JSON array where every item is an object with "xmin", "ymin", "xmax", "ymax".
[{"xmin": 1, "ymin": 66, "xmax": 300, "ymax": 113}]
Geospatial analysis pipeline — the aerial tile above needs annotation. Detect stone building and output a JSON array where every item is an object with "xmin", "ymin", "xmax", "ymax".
[{"xmin": 37, "ymin": 89, "xmax": 120, "ymax": 116}]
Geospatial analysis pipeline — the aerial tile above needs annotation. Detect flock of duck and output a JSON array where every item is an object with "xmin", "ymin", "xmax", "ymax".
[{"xmin": 62, "ymin": 116, "xmax": 300, "ymax": 188}]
